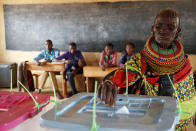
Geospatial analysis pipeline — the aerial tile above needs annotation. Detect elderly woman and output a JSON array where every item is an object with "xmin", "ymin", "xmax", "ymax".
[{"xmin": 98, "ymin": 8, "xmax": 196, "ymax": 131}]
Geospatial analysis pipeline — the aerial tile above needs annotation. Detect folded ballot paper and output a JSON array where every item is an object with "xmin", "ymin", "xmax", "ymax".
[
  {"xmin": 115, "ymin": 106, "xmax": 130, "ymax": 115},
  {"xmin": 51, "ymin": 61, "xmax": 65, "ymax": 64}
]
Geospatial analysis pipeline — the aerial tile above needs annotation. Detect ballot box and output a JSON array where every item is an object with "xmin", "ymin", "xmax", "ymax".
[{"xmin": 40, "ymin": 93, "xmax": 179, "ymax": 131}]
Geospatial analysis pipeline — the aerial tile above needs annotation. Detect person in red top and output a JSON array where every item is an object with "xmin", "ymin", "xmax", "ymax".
[{"xmin": 99, "ymin": 43, "xmax": 117, "ymax": 71}]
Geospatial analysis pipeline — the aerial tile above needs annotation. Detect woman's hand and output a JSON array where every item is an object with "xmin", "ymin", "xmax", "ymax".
[{"xmin": 98, "ymin": 79, "xmax": 117, "ymax": 108}]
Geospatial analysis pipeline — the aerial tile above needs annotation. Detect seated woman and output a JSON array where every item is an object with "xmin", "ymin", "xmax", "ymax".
[
  {"xmin": 98, "ymin": 8, "xmax": 196, "ymax": 131},
  {"xmin": 120, "ymin": 42, "xmax": 135, "ymax": 66},
  {"xmin": 55, "ymin": 42, "xmax": 86, "ymax": 95},
  {"xmin": 99, "ymin": 43, "xmax": 117, "ymax": 71},
  {"xmin": 34, "ymin": 39, "xmax": 63, "ymax": 99}
]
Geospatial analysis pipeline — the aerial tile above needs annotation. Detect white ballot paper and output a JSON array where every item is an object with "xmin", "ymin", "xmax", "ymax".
[{"xmin": 115, "ymin": 106, "xmax": 130, "ymax": 115}]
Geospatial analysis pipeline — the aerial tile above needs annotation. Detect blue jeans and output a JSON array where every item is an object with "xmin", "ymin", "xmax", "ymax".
[{"xmin": 65, "ymin": 68, "xmax": 83, "ymax": 94}]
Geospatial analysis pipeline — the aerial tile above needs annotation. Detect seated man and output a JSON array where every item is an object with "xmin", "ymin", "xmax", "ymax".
[
  {"xmin": 120, "ymin": 42, "xmax": 135, "ymax": 66},
  {"xmin": 34, "ymin": 39, "xmax": 63, "ymax": 99},
  {"xmin": 55, "ymin": 42, "xmax": 86, "ymax": 95},
  {"xmin": 98, "ymin": 8, "xmax": 196, "ymax": 130},
  {"xmin": 99, "ymin": 43, "xmax": 117, "ymax": 71}
]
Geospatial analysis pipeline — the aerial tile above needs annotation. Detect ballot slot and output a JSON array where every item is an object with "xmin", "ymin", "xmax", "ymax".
[
  {"xmin": 57, "ymin": 95, "xmax": 165, "ymax": 118},
  {"xmin": 77, "ymin": 97, "xmax": 164, "ymax": 118}
]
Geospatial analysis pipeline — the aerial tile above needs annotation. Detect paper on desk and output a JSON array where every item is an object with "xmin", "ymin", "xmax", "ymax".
[
  {"xmin": 115, "ymin": 106, "xmax": 130, "ymax": 114},
  {"xmin": 51, "ymin": 62, "xmax": 65, "ymax": 64}
]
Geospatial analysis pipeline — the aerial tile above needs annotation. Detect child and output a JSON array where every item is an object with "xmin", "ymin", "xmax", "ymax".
[
  {"xmin": 99, "ymin": 43, "xmax": 117, "ymax": 71},
  {"xmin": 120, "ymin": 43, "xmax": 135, "ymax": 66},
  {"xmin": 55, "ymin": 42, "xmax": 86, "ymax": 94},
  {"xmin": 34, "ymin": 40, "xmax": 63, "ymax": 99}
]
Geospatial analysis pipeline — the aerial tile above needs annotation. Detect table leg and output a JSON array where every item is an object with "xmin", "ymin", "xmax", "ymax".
[
  {"xmin": 39, "ymin": 72, "xmax": 49, "ymax": 89},
  {"xmin": 86, "ymin": 77, "xmax": 94, "ymax": 93},
  {"xmin": 86, "ymin": 77, "xmax": 90, "ymax": 93},
  {"xmin": 33, "ymin": 75, "xmax": 39, "ymax": 89},
  {"xmin": 62, "ymin": 71, "xmax": 67, "ymax": 98},
  {"xmin": 50, "ymin": 72, "xmax": 59, "ymax": 90}
]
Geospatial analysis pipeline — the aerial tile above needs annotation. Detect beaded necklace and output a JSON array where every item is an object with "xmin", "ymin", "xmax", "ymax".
[{"xmin": 141, "ymin": 36, "xmax": 186, "ymax": 75}]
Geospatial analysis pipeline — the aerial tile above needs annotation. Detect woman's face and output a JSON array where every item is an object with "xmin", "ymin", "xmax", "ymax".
[{"xmin": 152, "ymin": 16, "xmax": 180, "ymax": 49}]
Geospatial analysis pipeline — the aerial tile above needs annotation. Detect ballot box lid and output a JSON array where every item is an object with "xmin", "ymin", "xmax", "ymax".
[{"xmin": 41, "ymin": 93, "xmax": 178, "ymax": 131}]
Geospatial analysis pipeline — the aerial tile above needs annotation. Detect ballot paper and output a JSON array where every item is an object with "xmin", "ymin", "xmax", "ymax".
[
  {"xmin": 51, "ymin": 61, "xmax": 65, "ymax": 64},
  {"xmin": 115, "ymin": 106, "xmax": 130, "ymax": 115}
]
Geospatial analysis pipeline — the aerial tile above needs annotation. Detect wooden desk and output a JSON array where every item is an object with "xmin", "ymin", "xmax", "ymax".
[
  {"xmin": 25, "ymin": 62, "xmax": 67, "ymax": 98},
  {"xmin": 83, "ymin": 66, "xmax": 118, "ymax": 92}
]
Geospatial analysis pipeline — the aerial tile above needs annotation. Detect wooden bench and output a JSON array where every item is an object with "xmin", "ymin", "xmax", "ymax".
[{"xmin": 83, "ymin": 66, "xmax": 118, "ymax": 92}]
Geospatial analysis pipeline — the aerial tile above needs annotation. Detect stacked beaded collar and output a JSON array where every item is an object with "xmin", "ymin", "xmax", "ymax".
[{"xmin": 141, "ymin": 36, "xmax": 186, "ymax": 75}]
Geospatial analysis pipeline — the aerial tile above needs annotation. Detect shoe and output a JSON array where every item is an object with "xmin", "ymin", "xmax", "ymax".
[
  {"xmin": 56, "ymin": 90, "xmax": 64, "ymax": 99},
  {"xmin": 72, "ymin": 90, "xmax": 78, "ymax": 95}
]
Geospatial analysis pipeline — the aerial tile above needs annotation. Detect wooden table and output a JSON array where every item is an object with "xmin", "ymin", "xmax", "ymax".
[
  {"xmin": 83, "ymin": 66, "xmax": 118, "ymax": 92},
  {"xmin": 25, "ymin": 62, "xmax": 67, "ymax": 98}
]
